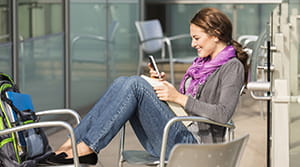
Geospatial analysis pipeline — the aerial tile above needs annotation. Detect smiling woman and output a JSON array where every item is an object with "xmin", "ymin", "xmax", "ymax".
[
  {"xmin": 190, "ymin": 8, "xmax": 248, "ymax": 63},
  {"xmin": 190, "ymin": 24, "xmax": 227, "ymax": 59},
  {"xmin": 40, "ymin": 7, "xmax": 248, "ymax": 166}
]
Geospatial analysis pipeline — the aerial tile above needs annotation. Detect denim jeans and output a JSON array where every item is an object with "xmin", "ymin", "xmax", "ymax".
[{"xmin": 73, "ymin": 76, "xmax": 197, "ymax": 158}]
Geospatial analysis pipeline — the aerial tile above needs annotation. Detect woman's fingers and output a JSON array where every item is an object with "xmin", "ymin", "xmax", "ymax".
[
  {"xmin": 154, "ymin": 81, "xmax": 181, "ymax": 102},
  {"xmin": 153, "ymin": 82, "xmax": 171, "ymax": 101},
  {"xmin": 148, "ymin": 65, "xmax": 166, "ymax": 80}
]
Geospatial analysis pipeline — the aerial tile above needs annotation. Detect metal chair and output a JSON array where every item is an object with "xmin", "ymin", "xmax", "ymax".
[
  {"xmin": 166, "ymin": 134, "xmax": 249, "ymax": 167},
  {"xmin": 35, "ymin": 109, "xmax": 84, "ymax": 167},
  {"xmin": 237, "ymin": 35, "xmax": 259, "ymax": 62},
  {"xmin": 135, "ymin": 19, "xmax": 195, "ymax": 84},
  {"xmin": 237, "ymin": 35, "xmax": 258, "ymax": 47},
  {"xmin": 0, "ymin": 108, "xmax": 87, "ymax": 167},
  {"xmin": 118, "ymin": 116, "xmax": 236, "ymax": 167}
]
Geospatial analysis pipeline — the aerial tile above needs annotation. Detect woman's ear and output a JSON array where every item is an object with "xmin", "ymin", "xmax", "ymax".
[{"xmin": 213, "ymin": 37, "xmax": 219, "ymax": 42}]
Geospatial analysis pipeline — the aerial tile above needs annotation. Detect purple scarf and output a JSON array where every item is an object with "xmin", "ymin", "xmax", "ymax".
[{"xmin": 179, "ymin": 45, "xmax": 236, "ymax": 96}]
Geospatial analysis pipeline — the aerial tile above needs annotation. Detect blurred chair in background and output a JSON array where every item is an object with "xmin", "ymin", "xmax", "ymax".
[{"xmin": 135, "ymin": 19, "xmax": 194, "ymax": 84}]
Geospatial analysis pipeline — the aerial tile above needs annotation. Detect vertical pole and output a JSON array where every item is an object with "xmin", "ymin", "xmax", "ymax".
[
  {"xmin": 138, "ymin": 0, "xmax": 145, "ymax": 75},
  {"xmin": 106, "ymin": 0, "xmax": 109, "ymax": 87},
  {"xmin": 12, "ymin": 0, "xmax": 18, "ymax": 83},
  {"xmin": 267, "ymin": 40, "xmax": 271, "ymax": 167},
  {"xmin": 140, "ymin": 0, "xmax": 145, "ymax": 21},
  {"xmin": 232, "ymin": 5, "xmax": 238, "ymax": 40},
  {"xmin": 64, "ymin": 0, "xmax": 70, "ymax": 108}
]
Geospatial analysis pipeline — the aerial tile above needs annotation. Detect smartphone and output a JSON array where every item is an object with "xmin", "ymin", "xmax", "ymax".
[{"xmin": 148, "ymin": 55, "xmax": 161, "ymax": 79}]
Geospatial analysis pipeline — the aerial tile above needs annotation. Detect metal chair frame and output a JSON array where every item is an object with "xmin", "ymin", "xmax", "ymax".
[
  {"xmin": 0, "ymin": 109, "xmax": 85, "ymax": 167},
  {"xmin": 118, "ymin": 116, "xmax": 235, "ymax": 167},
  {"xmin": 166, "ymin": 133, "xmax": 249, "ymax": 167}
]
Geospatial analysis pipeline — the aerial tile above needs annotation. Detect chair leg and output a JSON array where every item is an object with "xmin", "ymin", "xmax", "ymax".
[
  {"xmin": 166, "ymin": 42, "xmax": 175, "ymax": 85},
  {"xmin": 227, "ymin": 128, "xmax": 235, "ymax": 141},
  {"xmin": 118, "ymin": 125, "xmax": 126, "ymax": 167},
  {"xmin": 169, "ymin": 60, "xmax": 175, "ymax": 85},
  {"xmin": 137, "ymin": 46, "xmax": 144, "ymax": 75}
]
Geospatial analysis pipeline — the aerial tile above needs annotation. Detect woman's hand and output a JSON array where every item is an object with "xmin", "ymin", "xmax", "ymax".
[
  {"xmin": 148, "ymin": 63, "xmax": 166, "ymax": 80},
  {"xmin": 153, "ymin": 81, "xmax": 188, "ymax": 107}
]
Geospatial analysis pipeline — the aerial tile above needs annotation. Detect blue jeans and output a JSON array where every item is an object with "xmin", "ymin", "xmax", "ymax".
[{"xmin": 73, "ymin": 76, "xmax": 196, "ymax": 158}]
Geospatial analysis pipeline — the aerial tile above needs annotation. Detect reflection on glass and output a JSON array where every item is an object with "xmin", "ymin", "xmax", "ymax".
[
  {"xmin": 0, "ymin": 43, "xmax": 12, "ymax": 75},
  {"xmin": 70, "ymin": 0, "xmax": 139, "ymax": 110},
  {"xmin": 107, "ymin": 2, "xmax": 139, "ymax": 79},
  {"xmin": 0, "ymin": 0, "xmax": 11, "ymax": 74},
  {"xmin": 18, "ymin": 0, "xmax": 64, "ymax": 111}
]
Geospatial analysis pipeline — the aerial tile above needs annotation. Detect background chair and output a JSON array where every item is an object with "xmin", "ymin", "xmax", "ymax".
[
  {"xmin": 237, "ymin": 35, "xmax": 258, "ymax": 61},
  {"xmin": 166, "ymin": 134, "xmax": 249, "ymax": 167},
  {"xmin": 135, "ymin": 19, "xmax": 195, "ymax": 84},
  {"xmin": 237, "ymin": 35, "xmax": 258, "ymax": 48},
  {"xmin": 119, "ymin": 116, "xmax": 236, "ymax": 167}
]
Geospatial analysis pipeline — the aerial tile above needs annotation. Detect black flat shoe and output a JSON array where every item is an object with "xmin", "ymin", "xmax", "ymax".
[{"xmin": 42, "ymin": 152, "xmax": 98, "ymax": 165}]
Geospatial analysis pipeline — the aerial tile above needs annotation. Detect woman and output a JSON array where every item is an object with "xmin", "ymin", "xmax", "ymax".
[{"xmin": 45, "ymin": 7, "xmax": 248, "ymax": 165}]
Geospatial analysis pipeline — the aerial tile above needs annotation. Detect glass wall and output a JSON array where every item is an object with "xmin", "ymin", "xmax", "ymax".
[
  {"xmin": 70, "ymin": 0, "xmax": 139, "ymax": 110},
  {"xmin": 17, "ymin": 0, "xmax": 64, "ymax": 111},
  {"xmin": 0, "ymin": 0, "xmax": 140, "ymax": 114},
  {"xmin": 0, "ymin": 0, "xmax": 11, "ymax": 75}
]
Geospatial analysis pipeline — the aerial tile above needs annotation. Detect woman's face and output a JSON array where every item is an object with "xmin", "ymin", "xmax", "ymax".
[{"xmin": 190, "ymin": 23, "xmax": 221, "ymax": 59}]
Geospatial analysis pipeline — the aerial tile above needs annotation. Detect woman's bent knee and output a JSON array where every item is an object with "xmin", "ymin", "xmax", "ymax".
[
  {"xmin": 113, "ymin": 76, "xmax": 150, "ymax": 91},
  {"xmin": 113, "ymin": 76, "xmax": 129, "ymax": 84}
]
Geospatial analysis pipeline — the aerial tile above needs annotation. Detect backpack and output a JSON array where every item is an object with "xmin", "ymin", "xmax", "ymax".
[{"xmin": 0, "ymin": 73, "xmax": 52, "ymax": 167}]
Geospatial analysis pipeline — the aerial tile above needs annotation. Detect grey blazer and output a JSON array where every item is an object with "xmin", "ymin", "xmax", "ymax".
[{"xmin": 184, "ymin": 58, "xmax": 245, "ymax": 143}]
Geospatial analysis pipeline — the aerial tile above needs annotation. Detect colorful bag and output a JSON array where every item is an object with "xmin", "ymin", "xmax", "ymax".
[{"xmin": 0, "ymin": 73, "xmax": 52, "ymax": 166}]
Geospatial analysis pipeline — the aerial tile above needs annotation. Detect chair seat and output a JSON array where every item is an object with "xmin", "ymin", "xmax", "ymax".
[{"xmin": 122, "ymin": 150, "xmax": 164, "ymax": 166}]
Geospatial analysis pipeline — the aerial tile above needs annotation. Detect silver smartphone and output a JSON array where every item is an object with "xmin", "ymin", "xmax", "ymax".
[{"xmin": 148, "ymin": 55, "xmax": 161, "ymax": 79}]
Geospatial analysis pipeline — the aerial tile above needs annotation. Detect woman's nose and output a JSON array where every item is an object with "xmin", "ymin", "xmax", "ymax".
[{"xmin": 191, "ymin": 41, "xmax": 197, "ymax": 48}]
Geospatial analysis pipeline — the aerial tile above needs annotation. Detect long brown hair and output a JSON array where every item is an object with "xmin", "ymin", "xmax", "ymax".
[{"xmin": 190, "ymin": 7, "xmax": 248, "ymax": 83}]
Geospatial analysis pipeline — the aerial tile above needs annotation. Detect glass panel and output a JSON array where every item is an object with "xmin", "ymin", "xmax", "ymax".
[
  {"xmin": 70, "ymin": 0, "xmax": 139, "ymax": 110},
  {"xmin": 146, "ymin": 0, "xmax": 282, "ymax": 3},
  {"xmin": 0, "ymin": 42, "xmax": 11, "ymax": 74},
  {"xmin": 0, "ymin": 0, "xmax": 11, "ymax": 74},
  {"xmin": 288, "ymin": 0, "xmax": 300, "ymax": 166},
  {"xmin": 107, "ymin": 1, "xmax": 139, "ymax": 79},
  {"xmin": 70, "ymin": 1, "xmax": 108, "ymax": 110},
  {"xmin": 18, "ymin": 0, "xmax": 64, "ymax": 111}
]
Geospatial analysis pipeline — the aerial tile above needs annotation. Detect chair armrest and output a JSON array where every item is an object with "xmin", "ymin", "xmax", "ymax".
[
  {"xmin": 72, "ymin": 34, "xmax": 106, "ymax": 44},
  {"xmin": 168, "ymin": 34, "xmax": 190, "ymax": 41},
  {"xmin": 0, "ymin": 121, "xmax": 80, "ymax": 167},
  {"xmin": 36, "ymin": 109, "xmax": 81, "ymax": 125},
  {"xmin": 139, "ymin": 34, "xmax": 189, "ymax": 44},
  {"xmin": 163, "ymin": 34, "xmax": 190, "ymax": 47},
  {"xmin": 140, "ymin": 37, "xmax": 165, "ymax": 43},
  {"xmin": 159, "ymin": 116, "xmax": 235, "ymax": 167}
]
